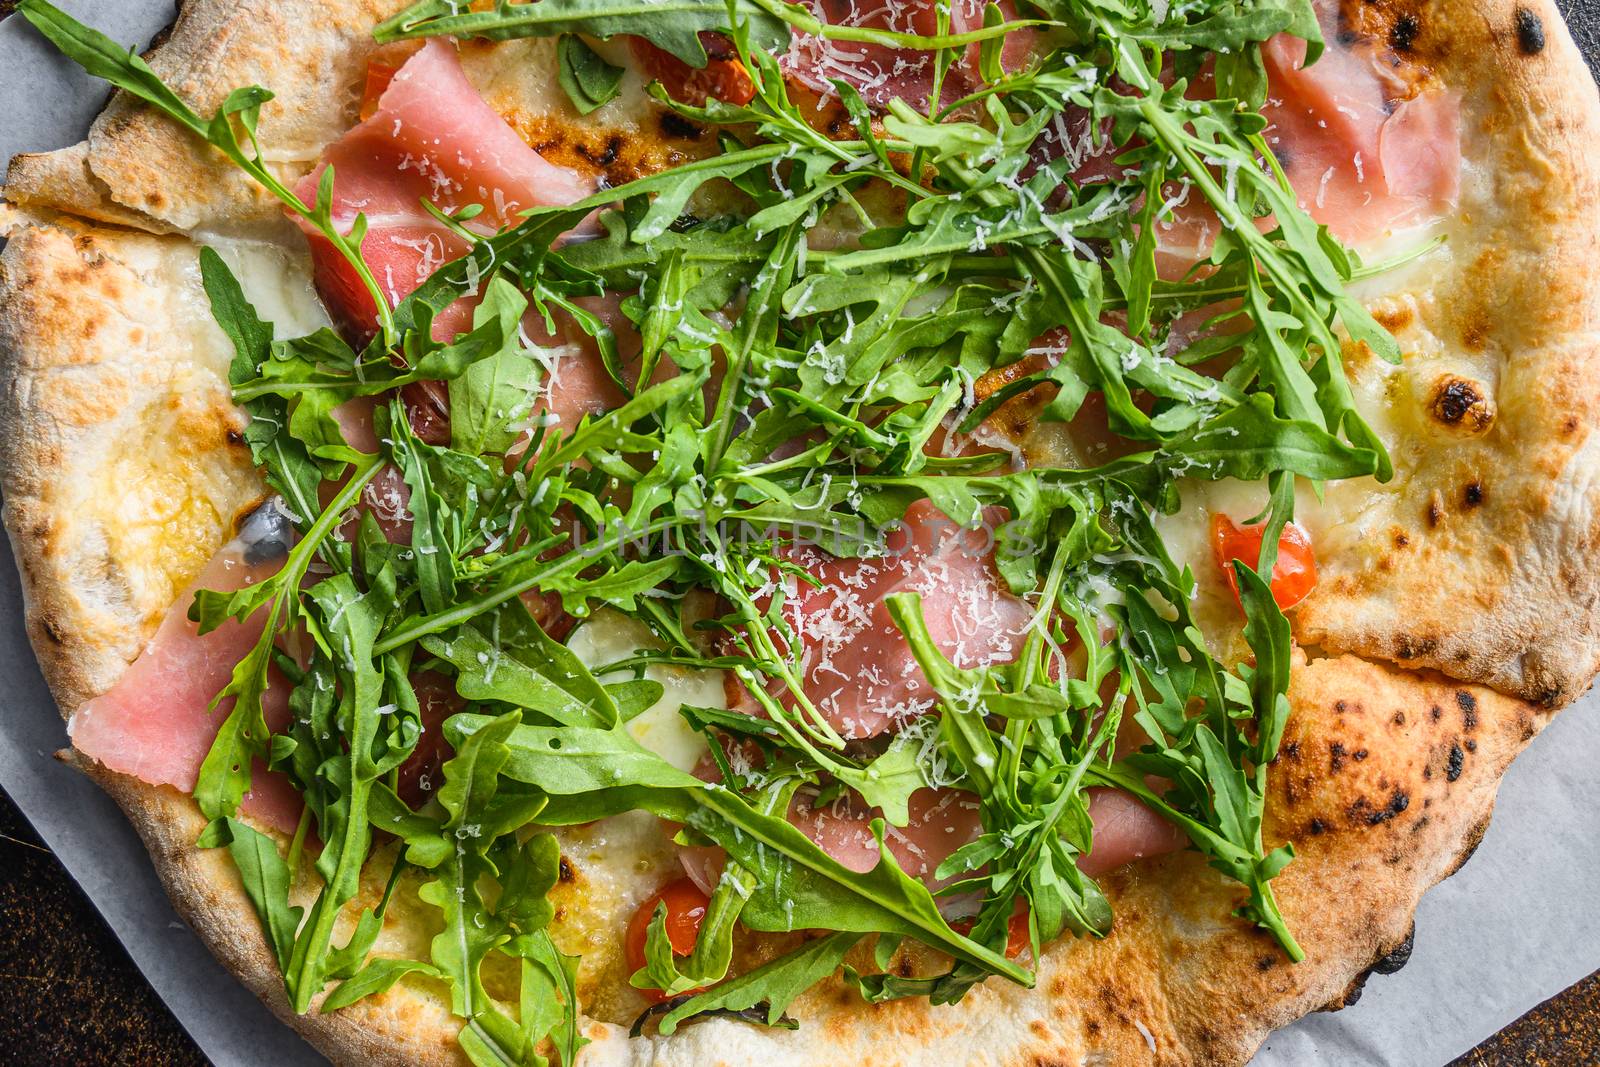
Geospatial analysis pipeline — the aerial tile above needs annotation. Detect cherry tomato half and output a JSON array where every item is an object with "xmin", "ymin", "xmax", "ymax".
[
  {"xmin": 358, "ymin": 43, "xmax": 424, "ymax": 121},
  {"xmin": 625, "ymin": 877, "xmax": 711, "ymax": 1001},
  {"xmin": 1211, "ymin": 513, "xmax": 1318, "ymax": 611},
  {"xmin": 630, "ymin": 32, "xmax": 756, "ymax": 107},
  {"xmin": 951, "ymin": 905, "xmax": 1030, "ymax": 960}
]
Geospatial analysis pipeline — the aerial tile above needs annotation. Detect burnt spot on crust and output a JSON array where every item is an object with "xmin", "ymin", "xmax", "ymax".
[
  {"xmin": 1372, "ymin": 927, "xmax": 1416, "ymax": 975},
  {"xmin": 1429, "ymin": 704, "xmax": 1444, "ymax": 723},
  {"xmin": 1329, "ymin": 741, "xmax": 1348, "ymax": 773},
  {"xmin": 1356, "ymin": 789, "xmax": 1411, "ymax": 826},
  {"xmin": 1444, "ymin": 813, "xmax": 1493, "ymax": 877},
  {"xmin": 1462, "ymin": 480, "xmax": 1485, "ymax": 508},
  {"xmin": 1308, "ymin": 817, "xmax": 1328, "ymax": 835},
  {"xmin": 1446, "ymin": 742, "xmax": 1466, "ymax": 782},
  {"xmin": 659, "ymin": 112, "xmax": 703, "ymax": 141},
  {"xmin": 1393, "ymin": 710, "xmax": 1407, "ymax": 726},
  {"xmin": 1426, "ymin": 494, "xmax": 1444, "ymax": 529},
  {"xmin": 558, "ymin": 855, "xmax": 576, "ymax": 883},
  {"xmin": 1429, "ymin": 376, "xmax": 1496, "ymax": 435},
  {"xmin": 1394, "ymin": 634, "xmax": 1439, "ymax": 659},
  {"xmin": 577, "ymin": 136, "xmax": 624, "ymax": 169},
  {"xmin": 1457, "ymin": 690, "xmax": 1479, "ymax": 729},
  {"xmin": 1389, "ymin": 12, "xmax": 1421, "ymax": 53},
  {"xmin": 1514, "ymin": 7, "xmax": 1546, "ymax": 54}
]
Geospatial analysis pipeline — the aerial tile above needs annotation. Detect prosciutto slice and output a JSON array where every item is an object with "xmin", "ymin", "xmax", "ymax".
[
  {"xmin": 1077, "ymin": 788, "xmax": 1189, "ymax": 876},
  {"xmin": 781, "ymin": 0, "xmax": 1036, "ymax": 111},
  {"xmin": 68, "ymin": 506, "xmax": 303, "ymax": 834},
  {"xmin": 291, "ymin": 39, "xmax": 592, "ymax": 340},
  {"xmin": 1032, "ymin": 0, "xmax": 1458, "ymax": 270},
  {"xmin": 1259, "ymin": 6, "xmax": 1460, "ymax": 244},
  {"xmin": 293, "ymin": 38, "xmax": 591, "ymax": 344},
  {"xmin": 679, "ymin": 776, "xmax": 1186, "ymax": 892},
  {"xmin": 294, "ymin": 40, "xmax": 627, "ymax": 434},
  {"xmin": 734, "ymin": 498, "xmax": 1034, "ymax": 739}
]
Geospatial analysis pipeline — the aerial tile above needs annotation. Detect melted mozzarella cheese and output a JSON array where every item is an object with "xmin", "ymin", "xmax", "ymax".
[
  {"xmin": 199, "ymin": 235, "xmax": 330, "ymax": 338},
  {"xmin": 567, "ymin": 610, "xmax": 718, "ymax": 771}
]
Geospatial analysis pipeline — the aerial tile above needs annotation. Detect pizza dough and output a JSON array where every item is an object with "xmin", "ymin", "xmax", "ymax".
[{"xmin": 2, "ymin": 0, "xmax": 1598, "ymax": 1064}]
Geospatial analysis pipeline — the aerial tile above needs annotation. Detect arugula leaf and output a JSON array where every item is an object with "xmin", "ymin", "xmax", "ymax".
[
  {"xmin": 557, "ymin": 34, "xmax": 624, "ymax": 114},
  {"xmin": 376, "ymin": 0, "xmax": 788, "ymax": 67},
  {"xmin": 195, "ymin": 818, "xmax": 302, "ymax": 972},
  {"xmin": 322, "ymin": 959, "xmax": 445, "ymax": 1013},
  {"xmin": 652, "ymin": 931, "xmax": 861, "ymax": 1035}
]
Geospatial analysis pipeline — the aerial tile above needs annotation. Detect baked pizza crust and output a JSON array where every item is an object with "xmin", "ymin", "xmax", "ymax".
[
  {"xmin": 2, "ymin": 0, "xmax": 1597, "ymax": 1064},
  {"xmin": 1291, "ymin": 0, "xmax": 1600, "ymax": 710}
]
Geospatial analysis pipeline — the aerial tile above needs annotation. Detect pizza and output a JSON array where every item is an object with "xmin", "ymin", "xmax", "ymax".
[{"xmin": 1, "ymin": 0, "xmax": 1596, "ymax": 1063}]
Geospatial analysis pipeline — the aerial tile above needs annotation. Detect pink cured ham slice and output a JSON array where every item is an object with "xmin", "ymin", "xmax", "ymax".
[
  {"xmin": 1077, "ymin": 788, "xmax": 1189, "ymax": 877},
  {"xmin": 67, "ymin": 508, "xmax": 303, "ymax": 834},
  {"xmin": 1259, "ymin": 11, "xmax": 1459, "ymax": 244},
  {"xmin": 294, "ymin": 40, "xmax": 626, "ymax": 436},
  {"xmin": 677, "ymin": 783, "xmax": 983, "ymax": 896},
  {"xmin": 789, "ymin": 786, "xmax": 983, "ymax": 882},
  {"xmin": 293, "ymin": 38, "xmax": 591, "ymax": 344},
  {"xmin": 1033, "ymin": 0, "xmax": 1458, "ymax": 272},
  {"xmin": 734, "ymin": 497, "xmax": 1034, "ymax": 739},
  {"xmin": 678, "ymin": 777, "xmax": 1187, "ymax": 892},
  {"xmin": 782, "ymin": 0, "xmax": 1036, "ymax": 111}
]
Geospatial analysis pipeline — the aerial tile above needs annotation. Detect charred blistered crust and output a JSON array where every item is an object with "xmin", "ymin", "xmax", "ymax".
[
  {"xmin": 0, "ymin": 214, "xmax": 262, "ymax": 711},
  {"xmin": 1295, "ymin": 0, "xmax": 1600, "ymax": 710}
]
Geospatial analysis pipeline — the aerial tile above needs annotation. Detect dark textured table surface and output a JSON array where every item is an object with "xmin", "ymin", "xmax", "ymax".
[{"xmin": 3, "ymin": 0, "xmax": 1600, "ymax": 1064}]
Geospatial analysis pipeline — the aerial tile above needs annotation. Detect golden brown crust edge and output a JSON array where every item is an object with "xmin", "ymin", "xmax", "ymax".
[
  {"xmin": 0, "ymin": 0, "xmax": 1595, "ymax": 1065},
  {"xmin": 1295, "ymin": 0, "xmax": 1600, "ymax": 709},
  {"xmin": 0, "ymin": 211, "xmax": 262, "ymax": 711},
  {"xmin": 4, "ymin": 0, "xmax": 400, "ymax": 236}
]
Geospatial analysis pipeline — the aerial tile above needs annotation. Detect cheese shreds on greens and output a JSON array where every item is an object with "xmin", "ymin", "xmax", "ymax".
[{"xmin": 20, "ymin": 0, "xmax": 1434, "ymax": 1061}]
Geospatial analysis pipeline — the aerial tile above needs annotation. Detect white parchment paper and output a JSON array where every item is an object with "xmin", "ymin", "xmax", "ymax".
[{"xmin": 0, "ymin": 3, "xmax": 1596, "ymax": 1064}]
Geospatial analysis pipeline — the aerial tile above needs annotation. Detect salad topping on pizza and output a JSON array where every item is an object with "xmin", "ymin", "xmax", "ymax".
[{"xmin": 15, "ymin": 0, "xmax": 1476, "ymax": 1060}]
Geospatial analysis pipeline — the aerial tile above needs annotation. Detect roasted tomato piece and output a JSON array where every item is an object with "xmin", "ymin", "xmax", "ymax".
[
  {"xmin": 358, "ymin": 42, "xmax": 425, "ymax": 120},
  {"xmin": 951, "ymin": 904, "xmax": 1030, "ymax": 959},
  {"xmin": 1211, "ymin": 513, "xmax": 1318, "ymax": 611},
  {"xmin": 630, "ymin": 32, "xmax": 755, "ymax": 107},
  {"xmin": 624, "ymin": 877, "xmax": 711, "ymax": 1002}
]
